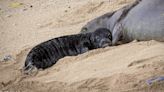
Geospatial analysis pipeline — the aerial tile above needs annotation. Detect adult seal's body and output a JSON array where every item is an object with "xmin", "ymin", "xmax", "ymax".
[
  {"xmin": 81, "ymin": 0, "xmax": 164, "ymax": 45},
  {"xmin": 23, "ymin": 28, "xmax": 112, "ymax": 74}
]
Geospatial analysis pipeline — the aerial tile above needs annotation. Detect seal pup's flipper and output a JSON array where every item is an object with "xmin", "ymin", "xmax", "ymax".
[{"xmin": 22, "ymin": 62, "xmax": 38, "ymax": 75}]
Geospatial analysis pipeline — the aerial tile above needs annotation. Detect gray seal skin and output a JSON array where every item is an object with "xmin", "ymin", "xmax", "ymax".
[
  {"xmin": 81, "ymin": 11, "xmax": 115, "ymax": 33},
  {"xmin": 81, "ymin": 0, "xmax": 164, "ymax": 45},
  {"xmin": 81, "ymin": 0, "xmax": 140, "ymax": 33},
  {"xmin": 23, "ymin": 28, "xmax": 112, "ymax": 73}
]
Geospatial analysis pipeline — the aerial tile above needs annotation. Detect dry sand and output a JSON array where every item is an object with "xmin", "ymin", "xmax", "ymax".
[{"xmin": 0, "ymin": 0, "xmax": 164, "ymax": 92}]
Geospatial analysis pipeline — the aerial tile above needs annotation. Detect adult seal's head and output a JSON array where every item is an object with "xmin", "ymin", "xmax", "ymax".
[{"xmin": 81, "ymin": 12, "xmax": 115, "ymax": 33}]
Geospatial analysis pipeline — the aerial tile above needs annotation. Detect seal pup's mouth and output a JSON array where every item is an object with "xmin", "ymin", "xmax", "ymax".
[
  {"xmin": 101, "ymin": 43, "xmax": 110, "ymax": 48},
  {"xmin": 22, "ymin": 63, "xmax": 38, "ymax": 76},
  {"xmin": 100, "ymin": 39, "xmax": 112, "ymax": 48}
]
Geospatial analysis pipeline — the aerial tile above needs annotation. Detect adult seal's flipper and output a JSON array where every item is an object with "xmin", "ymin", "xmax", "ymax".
[{"xmin": 112, "ymin": 23, "xmax": 123, "ymax": 45}]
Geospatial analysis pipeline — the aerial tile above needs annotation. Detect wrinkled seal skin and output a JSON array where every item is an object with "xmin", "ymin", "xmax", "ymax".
[
  {"xmin": 24, "ymin": 28, "xmax": 112, "ymax": 72},
  {"xmin": 81, "ymin": 0, "xmax": 164, "ymax": 45}
]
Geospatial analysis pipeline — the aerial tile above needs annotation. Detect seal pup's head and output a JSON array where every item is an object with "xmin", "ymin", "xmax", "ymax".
[{"xmin": 90, "ymin": 28, "xmax": 112, "ymax": 48}]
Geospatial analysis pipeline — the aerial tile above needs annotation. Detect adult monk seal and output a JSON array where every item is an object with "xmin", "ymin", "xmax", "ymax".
[
  {"xmin": 23, "ymin": 28, "xmax": 112, "ymax": 74},
  {"xmin": 81, "ymin": 0, "xmax": 164, "ymax": 45}
]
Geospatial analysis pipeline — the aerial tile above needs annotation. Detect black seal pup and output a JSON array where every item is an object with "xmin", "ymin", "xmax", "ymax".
[{"xmin": 23, "ymin": 28, "xmax": 112, "ymax": 74}]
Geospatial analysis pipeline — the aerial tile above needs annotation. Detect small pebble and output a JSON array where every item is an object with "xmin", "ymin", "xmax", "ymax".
[
  {"xmin": 23, "ymin": 8, "xmax": 28, "ymax": 11},
  {"xmin": 132, "ymin": 83, "xmax": 138, "ymax": 87},
  {"xmin": 30, "ymin": 5, "xmax": 33, "ymax": 8},
  {"xmin": 6, "ymin": 15, "xmax": 12, "ymax": 18},
  {"xmin": 3, "ymin": 55, "xmax": 12, "ymax": 62}
]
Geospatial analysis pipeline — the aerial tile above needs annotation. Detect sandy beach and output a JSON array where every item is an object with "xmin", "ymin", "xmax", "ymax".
[{"xmin": 0, "ymin": 0, "xmax": 164, "ymax": 91}]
